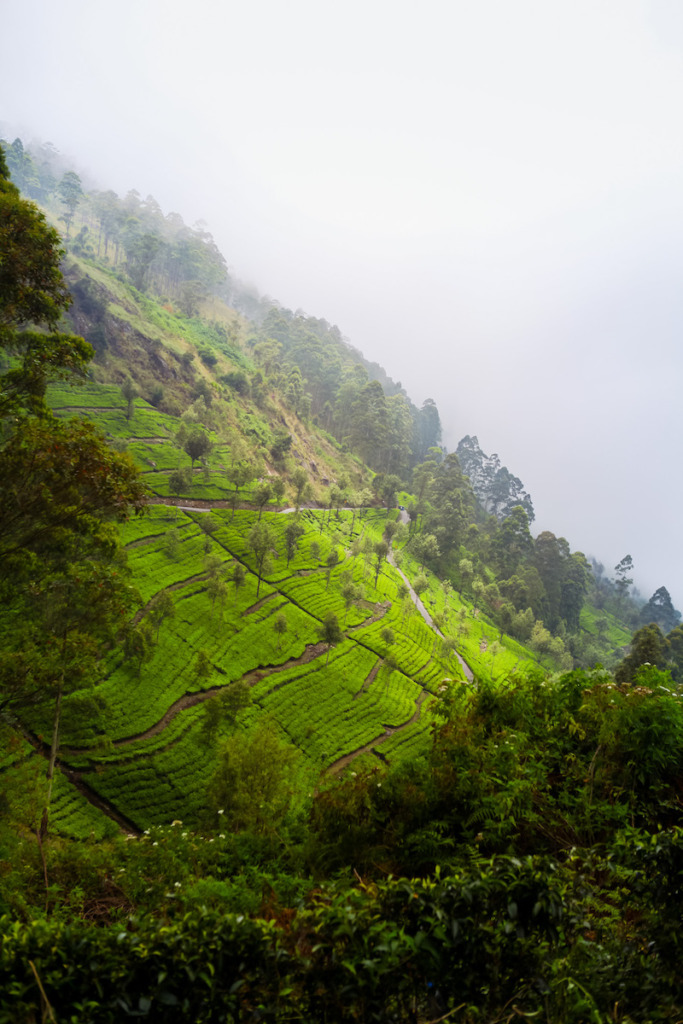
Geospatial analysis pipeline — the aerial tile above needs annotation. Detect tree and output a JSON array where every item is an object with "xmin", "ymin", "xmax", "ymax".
[
  {"xmin": 183, "ymin": 427, "xmax": 211, "ymax": 475},
  {"xmin": 273, "ymin": 613, "xmax": 288, "ymax": 651},
  {"xmin": 120, "ymin": 377, "xmax": 136, "ymax": 421},
  {"xmin": 291, "ymin": 466, "xmax": 311, "ymax": 509},
  {"xmin": 559, "ymin": 552, "xmax": 591, "ymax": 632},
  {"xmin": 424, "ymin": 452, "xmax": 475, "ymax": 557},
  {"xmin": 440, "ymin": 635, "xmax": 458, "ymax": 667},
  {"xmin": 271, "ymin": 475, "xmax": 286, "ymax": 504},
  {"xmin": 381, "ymin": 627, "xmax": 395, "ymax": 652},
  {"xmin": 615, "ymin": 623, "xmax": 669, "ymax": 684},
  {"xmin": 284, "ymin": 518, "xmax": 305, "ymax": 566},
  {"xmin": 373, "ymin": 540, "xmax": 389, "ymax": 587},
  {"xmin": 639, "ymin": 586, "xmax": 681, "ymax": 634},
  {"xmin": 204, "ymin": 553, "xmax": 223, "ymax": 579},
  {"xmin": 193, "ymin": 649, "xmax": 213, "ymax": 687},
  {"xmin": 492, "ymin": 505, "xmax": 533, "ymax": 578},
  {"xmin": 270, "ymin": 432, "xmax": 292, "ymax": 466},
  {"xmin": 178, "ymin": 279, "xmax": 206, "ymax": 318},
  {"xmin": 57, "ymin": 170, "xmax": 83, "ymax": 239},
  {"xmin": 411, "ymin": 532, "xmax": 440, "ymax": 571},
  {"xmin": 253, "ymin": 481, "xmax": 273, "ymax": 520},
  {"xmin": 530, "ymin": 619, "xmax": 553, "ymax": 658},
  {"xmin": 232, "ymin": 561, "xmax": 246, "ymax": 598},
  {"xmin": 458, "ymin": 558, "xmax": 474, "ymax": 595},
  {"xmin": 666, "ymin": 624, "xmax": 683, "ymax": 682},
  {"xmin": 319, "ymin": 612, "xmax": 343, "ymax": 666},
  {"xmin": 383, "ymin": 520, "xmax": 399, "ymax": 547},
  {"xmin": 199, "ymin": 514, "xmax": 219, "ymax": 551},
  {"xmin": 1, "ymin": 156, "xmax": 91, "ymax": 418},
  {"xmin": 413, "ymin": 573, "xmax": 429, "ymax": 599},
  {"xmin": 471, "ymin": 578, "xmax": 486, "ymax": 615},
  {"xmin": 208, "ymin": 722, "xmax": 300, "ymax": 833},
  {"xmin": 341, "ymin": 579, "xmax": 362, "ymax": 625},
  {"xmin": 147, "ymin": 590, "xmax": 175, "ymax": 641},
  {"xmin": 202, "ymin": 680, "xmax": 251, "ymax": 740},
  {"xmin": 0, "ymin": 418, "xmax": 145, "ymax": 572},
  {"xmin": 533, "ymin": 531, "xmax": 568, "ymax": 631},
  {"xmin": 226, "ymin": 461, "xmax": 255, "ymax": 500},
  {"xmin": 381, "ymin": 474, "xmax": 402, "ymax": 510},
  {"xmin": 614, "ymin": 555, "xmax": 634, "ymax": 602},
  {"xmin": 247, "ymin": 522, "xmax": 276, "ymax": 597},
  {"xmin": 206, "ymin": 576, "xmax": 228, "ymax": 618},
  {"xmin": 123, "ymin": 618, "xmax": 154, "ymax": 678},
  {"xmin": 456, "ymin": 435, "xmax": 534, "ymax": 523}
]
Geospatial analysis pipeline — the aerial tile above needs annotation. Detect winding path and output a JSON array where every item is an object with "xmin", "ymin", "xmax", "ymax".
[
  {"xmin": 62, "ymin": 643, "xmax": 330, "ymax": 756},
  {"xmin": 327, "ymin": 690, "xmax": 431, "ymax": 775},
  {"xmin": 390, "ymin": 511, "xmax": 474, "ymax": 682}
]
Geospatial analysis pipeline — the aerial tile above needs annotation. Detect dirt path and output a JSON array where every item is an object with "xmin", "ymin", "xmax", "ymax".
[
  {"xmin": 388, "ymin": 518, "xmax": 474, "ymax": 683},
  {"xmin": 60, "ymin": 766, "xmax": 142, "ymax": 835},
  {"xmin": 353, "ymin": 657, "xmax": 383, "ymax": 698},
  {"xmin": 327, "ymin": 690, "xmax": 431, "ymax": 775},
  {"xmin": 62, "ymin": 642, "xmax": 330, "ymax": 756},
  {"xmin": 244, "ymin": 592, "xmax": 279, "ymax": 615}
]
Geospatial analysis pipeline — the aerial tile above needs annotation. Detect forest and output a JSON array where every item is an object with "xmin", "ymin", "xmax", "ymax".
[{"xmin": 2, "ymin": 136, "xmax": 683, "ymax": 1023}]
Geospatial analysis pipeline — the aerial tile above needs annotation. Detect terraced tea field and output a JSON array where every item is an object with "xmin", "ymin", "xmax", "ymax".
[
  {"xmin": 34, "ymin": 381, "xmax": 536, "ymax": 839},
  {"xmin": 35, "ymin": 499, "xmax": 461, "ymax": 836}
]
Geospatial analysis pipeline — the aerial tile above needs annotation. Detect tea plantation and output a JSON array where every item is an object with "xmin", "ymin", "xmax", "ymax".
[{"xmin": 16, "ymin": 381, "xmax": 535, "ymax": 842}]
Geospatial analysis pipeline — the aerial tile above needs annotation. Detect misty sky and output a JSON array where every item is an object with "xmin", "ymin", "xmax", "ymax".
[{"xmin": 3, "ymin": 0, "xmax": 682, "ymax": 606}]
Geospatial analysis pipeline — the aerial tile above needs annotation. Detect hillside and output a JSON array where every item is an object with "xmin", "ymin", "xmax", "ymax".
[{"xmin": 3, "ymin": 138, "xmax": 683, "ymax": 1022}]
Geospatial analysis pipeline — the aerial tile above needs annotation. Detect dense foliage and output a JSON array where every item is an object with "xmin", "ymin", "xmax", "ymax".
[{"xmin": 3, "ymin": 139, "xmax": 683, "ymax": 1023}]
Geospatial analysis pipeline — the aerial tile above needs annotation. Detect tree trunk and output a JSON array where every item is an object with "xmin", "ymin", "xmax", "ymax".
[{"xmin": 40, "ymin": 681, "xmax": 63, "ymax": 839}]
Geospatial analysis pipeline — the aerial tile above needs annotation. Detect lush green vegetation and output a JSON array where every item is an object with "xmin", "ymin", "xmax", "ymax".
[{"xmin": 3, "ymin": 138, "xmax": 683, "ymax": 1022}]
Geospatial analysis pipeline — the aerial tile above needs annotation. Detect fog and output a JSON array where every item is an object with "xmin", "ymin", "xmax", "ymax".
[{"xmin": 3, "ymin": 0, "xmax": 682, "ymax": 605}]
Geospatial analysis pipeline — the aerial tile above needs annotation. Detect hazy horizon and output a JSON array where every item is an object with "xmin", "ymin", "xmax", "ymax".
[{"xmin": 3, "ymin": 0, "xmax": 682, "ymax": 608}]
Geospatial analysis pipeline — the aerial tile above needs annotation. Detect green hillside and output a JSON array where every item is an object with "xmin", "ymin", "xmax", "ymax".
[{"xmin": 4, "ymin": 138, "xmax": 683, "ymax": 1023}]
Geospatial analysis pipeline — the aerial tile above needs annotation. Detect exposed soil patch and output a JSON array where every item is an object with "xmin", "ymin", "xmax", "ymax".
[{"xmin": 347, "ymin": 601, "xmax": 390, "ymax": 631}]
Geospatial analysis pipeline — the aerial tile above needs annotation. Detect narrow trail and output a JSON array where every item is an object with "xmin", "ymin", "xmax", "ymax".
[
  {"xmin": 60, "ymin": 766, "xmax": 142, "ymax": 836},
  {"xmin": 244, "ymin": 592, "xmax": 279, "ymax": 615},
  {"xmin": 17, "ymin": 727, "xmax": 144, "ymax": 837},
  {"xmin": 327, "ymin": 690, "xmax": 431, "ymax": 775},
  {"xmin": 389, "ymin": 512, "xmax": 474, "ymax": 682},
  {"xmin": 354, "ymin": 658, "xmax": 383, "ymax": 698},
  {"xmin": 62, "ymin": 642, "xmax": 330, "ymax": 757}
]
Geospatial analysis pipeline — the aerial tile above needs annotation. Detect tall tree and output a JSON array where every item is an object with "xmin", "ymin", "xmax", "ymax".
[
  {"xmin": 615, "ymin": 623, "xmax": 669, "ymax": 684},
  {"xmin": 456, "ymin": 435, "xmax": 534, "ymax": 522},
  {"xmin": 640, "ymin": 586, "xmax": 681, "ymax": 634},
  {"xmin": 247, "ymin": 522, "xmax": 276, "ymax": 597},
  {"xmin": 284, "ymin": 518, "xmax": 305, "ymax": 566},
  {"xmin": 319, "ymin": 612, "xmax": 343, "ymax": 666},
  {"xmin": 183, "ymin": 426, "xmax": 211, "ymax": 475},
  {"xmin": 0, "ymin": 156, "xmax": 90, "ymax": 417},
  {"xmin": 57, "ymin": 170, "xmax": 83, "ymax": 239},
  {"xmin": 614, "ymin": 555, "xmax": 634, "ymax": 603}
]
